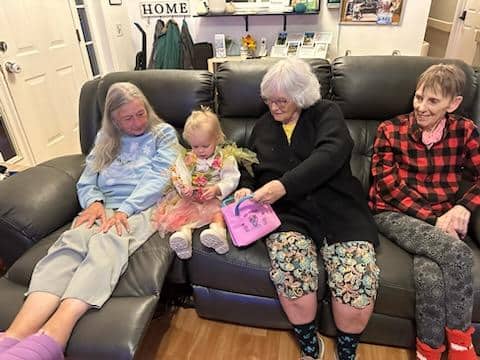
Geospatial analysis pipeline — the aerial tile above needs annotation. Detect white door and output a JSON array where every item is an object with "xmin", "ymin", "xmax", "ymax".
[
  {"xmin": 0, "ymin": 0, "xmax": 89, "ymax": 164},
  {"xmin": 446, "ymin": 0, "xmax": 480, "ymax": 65}
]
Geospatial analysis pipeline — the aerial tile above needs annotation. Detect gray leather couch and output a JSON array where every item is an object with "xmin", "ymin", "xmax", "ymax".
[{"xmin": 0, "ymin": 56, "xmax": 479, "ymax": 358}]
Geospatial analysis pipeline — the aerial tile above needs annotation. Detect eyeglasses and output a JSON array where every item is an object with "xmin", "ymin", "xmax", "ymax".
[{"xmin": 262, "ymin": 97, "xmax": 291, "ymax": 108}]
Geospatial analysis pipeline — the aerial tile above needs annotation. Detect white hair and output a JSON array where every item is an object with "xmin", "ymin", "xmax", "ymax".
[
  {"xmin": 91, "ymin": 82, "xmax": 163, "ymax": 172},
  {"xmin": 260, "ymin": 58, "xmax": 321, "ymax": 109}
]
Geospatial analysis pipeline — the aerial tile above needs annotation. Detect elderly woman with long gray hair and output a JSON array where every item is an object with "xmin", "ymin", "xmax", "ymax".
[
  {"xmin": 235, "ymin": 58, "xmax": 380, "ymax": 360},
  {"xmin": 0, "ymin": 82, "xmax": 178, "ymax": 360}
]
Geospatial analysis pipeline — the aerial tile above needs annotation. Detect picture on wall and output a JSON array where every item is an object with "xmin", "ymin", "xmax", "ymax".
[{"xmin": 340, "ymin": 0, "xmax": 404, "ymax": 25}]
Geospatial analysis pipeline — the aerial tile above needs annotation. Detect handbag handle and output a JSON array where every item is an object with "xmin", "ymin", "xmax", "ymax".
[
  {"xmin": 221, "ymin": 194, "xmax": 254, "ymax": 216},
  {"xmin": 234, "ymin": 195, "xmax": 254, "ymax": 216}
]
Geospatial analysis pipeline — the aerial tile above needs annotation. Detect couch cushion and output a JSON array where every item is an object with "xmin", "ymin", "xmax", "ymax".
[
  {"xmin": 469, "ymin": 238, "xmax": 480, "ymax": 322},
  {"xmin": 188, "ymin": 228, "xmax": 327, "ymax": 300},
  {"xmin": 373, "ymin": 234, "xmax": 414, "ymax": 320},
  {"xmin": 0, "ymin": 277, "xmax": 158, "ymax": 360},
  {"xmin": 373, "ymin": 234, "xmax": 480, "ymax": 323},
  {"xmin": 6, "ymin": 225, "xmax": 68, "ymax": 286},
  {"xmin": 346, "ymin": 119, "xmax": 382, "ymax": 194}
]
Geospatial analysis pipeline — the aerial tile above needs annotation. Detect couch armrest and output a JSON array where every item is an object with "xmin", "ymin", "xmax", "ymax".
[
  {"xmin": 469, "ymin": 207, "xmax": 480, "ymax": 247},
  {"xmin": 0, "ymin": 154, "xmax": 85, "ymax": 267}
]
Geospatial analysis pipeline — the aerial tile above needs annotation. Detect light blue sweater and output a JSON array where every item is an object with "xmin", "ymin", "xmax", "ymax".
[{"xmin": 77, "ymin": 123, "xmax": 178, "ymax": 216}]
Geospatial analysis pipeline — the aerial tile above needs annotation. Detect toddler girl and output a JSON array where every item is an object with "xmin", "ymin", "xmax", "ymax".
[{"xmin": 153, "ymin": 107, "xmax": 255, "ymax": 259}]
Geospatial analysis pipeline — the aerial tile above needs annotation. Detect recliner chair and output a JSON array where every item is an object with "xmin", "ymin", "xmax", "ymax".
[{"xmin": 0, "ymin": 69, "xmax": 214, "ymax": 359}]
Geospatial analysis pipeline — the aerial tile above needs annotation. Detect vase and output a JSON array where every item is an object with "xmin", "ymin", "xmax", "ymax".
[
  {"xmin": 240, "ymin": 46, "xmax": 248, "ymax": 59},
  {"xmin": 209, "ymin": 0, "xmax": 226, "ymax": 14}
]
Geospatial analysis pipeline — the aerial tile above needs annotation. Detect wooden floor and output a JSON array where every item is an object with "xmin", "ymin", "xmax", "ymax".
[{"xmin": 136, "ymin": 307, "xmax": 417, "ymax": 360}]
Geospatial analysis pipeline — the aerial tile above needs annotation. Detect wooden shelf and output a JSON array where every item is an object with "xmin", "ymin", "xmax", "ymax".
[{"xmin": 194, "ymin": 11, "xmax": 320, "ymax": 31}]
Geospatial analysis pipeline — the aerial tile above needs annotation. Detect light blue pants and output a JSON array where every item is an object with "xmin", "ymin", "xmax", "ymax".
[{"xmin": 27, "ymin": 208, "xmax": 156, "ymax": 308}]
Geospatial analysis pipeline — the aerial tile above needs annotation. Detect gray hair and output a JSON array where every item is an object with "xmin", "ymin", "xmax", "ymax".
[
  {"xmin": 260, "ymin": 58, "xmax": 321, "ymax": 109},
  {"xmin": 417, "ymin": 63, "xmax": 466, "ymax": 99},
  {"xmin": 91, "ymin": 82, "xmax": 163, "ymax": 172}
]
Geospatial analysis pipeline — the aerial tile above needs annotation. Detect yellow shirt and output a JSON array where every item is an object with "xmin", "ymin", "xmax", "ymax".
[{"xmin": 282, "ymin": 122, "xmax": 297, "ymax": 144}]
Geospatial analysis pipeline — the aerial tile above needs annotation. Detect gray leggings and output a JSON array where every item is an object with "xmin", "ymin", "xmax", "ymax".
[{"xmin": 374, "ymin": 211, "xmax": 474, "ymax": 348}]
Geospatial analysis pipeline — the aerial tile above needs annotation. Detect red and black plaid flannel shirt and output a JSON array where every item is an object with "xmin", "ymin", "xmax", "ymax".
[{"xmin": 369, "ymin": 112, "xmax": 480, "ymax": 225}]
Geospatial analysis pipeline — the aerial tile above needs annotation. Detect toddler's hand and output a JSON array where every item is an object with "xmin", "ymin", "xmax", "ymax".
[
  {"xmin": 234, "ymin": 188, "xmax": 253, "ymax": 202},
  {"xmin": 201, "ymin": 185, "xmax": 220, "ymax": 201},
  {"xmin": 180, "ymin": 185, "xmax": 194, "ymax": 198}
]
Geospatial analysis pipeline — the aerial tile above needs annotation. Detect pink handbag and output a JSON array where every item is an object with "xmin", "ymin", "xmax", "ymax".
[{"xmin": 221, "ymin": 195, "xmax": 281, "ymax": 247}]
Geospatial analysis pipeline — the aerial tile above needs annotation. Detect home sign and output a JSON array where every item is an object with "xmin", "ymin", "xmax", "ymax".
[{"xmin": 140, "ymin": 1, "xmax": 191, "ymax": 16}]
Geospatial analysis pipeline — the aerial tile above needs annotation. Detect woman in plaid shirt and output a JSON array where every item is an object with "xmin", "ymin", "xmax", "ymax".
[{"xmin": 369, "ymin": 64, "xmax": 478, "ymax": 360}]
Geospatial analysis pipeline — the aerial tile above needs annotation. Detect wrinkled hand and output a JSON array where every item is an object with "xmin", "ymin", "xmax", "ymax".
[
  {"xmin": 73, "ymin": 201, "xmax": 106, "ymax": 229},
  {"xmin": 252, "ymin": 180, "xmax": 286, "ymax": 205},
  {"xmin": 436, "ymin": 205, "xmax": 470, "ymax": 239},
  {"xmin": 234, "ymin": 188, "xmax": 253, "ymax": 202},
  {"xmin": 201, "ymin": 185, "xmax": 220, "ymax": 201},
  {"xmin": 100, "ymin": 211, "xmax": 130, "ymax": 236}
]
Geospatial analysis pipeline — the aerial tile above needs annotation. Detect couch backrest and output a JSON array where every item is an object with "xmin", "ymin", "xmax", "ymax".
[
  {"xmin": 79, "ymin": 69, "xmax": 214, "ymax": 154},
  {"xmin": 215, "ymin": 58, "xmax": 331, "ymax": 146},
  {"xmin": 331, "ymin": 56, "xmax": 480, "ymax": 193},
  {"xmin": 78, "ymin": 57, "xmax": 480, "ymax": 195}
]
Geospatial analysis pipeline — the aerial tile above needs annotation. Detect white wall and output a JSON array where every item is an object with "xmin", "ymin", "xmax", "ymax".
[
  {"xmin": 127, "ymin": 0, "xmax": 431, "ymax": 61},
  {"xmin": 424, "ymin": 27, "xmax": 448, "ymax": 58},
  {"xmin": 424, "ymin": 0, "xmax": 458, "ymax": 58},
  {"xmin": 337, "ymin": 1, "xmax": 431, "ymax": 56},
  {"xmin": 429, "ymin": 0, "xmax": 458, "ymax": 22},
  {"xmin": 87, "ymin": 0, "xmax": 137, "ymax": 72}
]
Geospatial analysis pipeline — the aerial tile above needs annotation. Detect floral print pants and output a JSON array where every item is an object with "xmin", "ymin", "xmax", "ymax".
[{"xmin": 266, "ymin": 231, "xmax": 379, "ymax": 309}]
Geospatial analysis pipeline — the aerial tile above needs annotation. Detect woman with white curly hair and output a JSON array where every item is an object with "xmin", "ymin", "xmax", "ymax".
[{"xmin": 235, "ymin": 58, "xmax": 380, "ymax": 360}]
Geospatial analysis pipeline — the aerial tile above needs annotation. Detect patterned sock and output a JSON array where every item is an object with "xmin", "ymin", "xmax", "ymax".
[
  {"xmin": 293, "ymin": 320, "xmax": 319, "ymax": 358},
  {"xmin": 336, "ymin": 329, "xmax": 361, "ymax": 360}
]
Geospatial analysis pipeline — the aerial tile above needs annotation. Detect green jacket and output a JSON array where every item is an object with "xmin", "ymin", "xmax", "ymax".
[{"xmin": 154, "ymin": 20, "xmax": 181, "ymax": 69}]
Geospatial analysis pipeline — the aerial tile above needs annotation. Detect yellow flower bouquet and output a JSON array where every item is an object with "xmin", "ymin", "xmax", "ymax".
[{"xmin": 241, "ymin": 34, "xmax": 256, "ymax": 57}]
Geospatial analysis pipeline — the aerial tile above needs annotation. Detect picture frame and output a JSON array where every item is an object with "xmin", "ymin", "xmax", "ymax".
[
  {"xmin": 340, "ymin": 0, "xmax": 404, "ymax": 25},
  {"xmin": 109, "ymin": 0, "xmax": 122, "ymax": 5},
  {"xmin": 286, "ymin": 41, "xmax": 300, "ymax": 57}
]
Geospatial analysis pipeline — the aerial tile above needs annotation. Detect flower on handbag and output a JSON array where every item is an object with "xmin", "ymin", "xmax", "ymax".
[{"xmin": 241, "ymin": 34, "xmax": 256, "ymax": 51}]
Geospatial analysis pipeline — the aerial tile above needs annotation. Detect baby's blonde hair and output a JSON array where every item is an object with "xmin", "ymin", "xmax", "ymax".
[{"xmin": 182, "ymin": 106, "xmax": 226, "ymax": 145}]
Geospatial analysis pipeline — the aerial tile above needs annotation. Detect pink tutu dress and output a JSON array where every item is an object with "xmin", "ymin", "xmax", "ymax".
[
  {"xmin": 153, "ymin": 148, "xmax": 231, "ymax": 236},
  {"xmin": 153, "ymin": 144, "xmax": 258, "ymax": 236}
]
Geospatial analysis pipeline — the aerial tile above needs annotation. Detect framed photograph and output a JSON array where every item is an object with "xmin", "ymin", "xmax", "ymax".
[
  {"xmin": 214, "ymin": 34, "xmax": 226, "ymax": 58},
  {"xmin": 302, "ymin": 32, "xmax": 315, "ymax": 47},
  {"xmin": 286, "ymin": 41, "xmax": 300, "ymax": 56},
  {"xmin": 270, "ymin": 45, "xmax": 288, "ymax": 57},
  {"xmin": 276, "ymin": 32, "xmax": 288, "ymax": 46},
  {"xmin": 340, "ymin": 0, "xmax": 404, "ymax": 25},
  {"xmin": 109, "ymin": 0, "xmax": 122, "ymax": 5}
]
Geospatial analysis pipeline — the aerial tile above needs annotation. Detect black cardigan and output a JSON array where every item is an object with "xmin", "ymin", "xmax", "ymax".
[{"xmin": 240, "ymin": 100, "xmax": 379, "ymax": 246}]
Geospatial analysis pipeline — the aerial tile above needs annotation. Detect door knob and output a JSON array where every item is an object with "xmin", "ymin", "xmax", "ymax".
[
  {"xmin": 4, "ymin": 61, "xmax": 21, "ymax": 74},
  {"xmin": 0, "ymin": 41, "xmax": 7, "ymax": 52}
]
